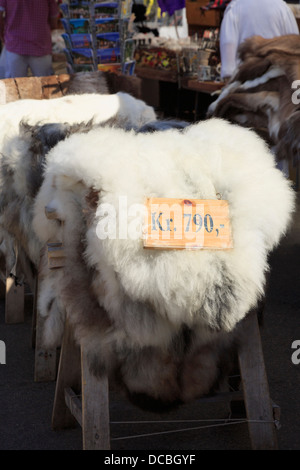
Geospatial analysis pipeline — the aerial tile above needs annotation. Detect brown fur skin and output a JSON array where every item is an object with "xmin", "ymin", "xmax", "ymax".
[
  {"xmin": 238, "ymin": 34, "xmax": 300, "ymax": 64},
  {"xmin": 209, "ymin": 35, "xmax": 300, "ymax": 162},
  {"xmin": 276, "ymin": 111, "xmax": 300, "ymax": 162}
]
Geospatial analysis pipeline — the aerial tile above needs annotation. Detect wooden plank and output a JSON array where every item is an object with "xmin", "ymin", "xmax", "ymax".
[
  {"xmin": 185, "ymin": 79, "xmax": 224, "ymax": 94},
  {"xmin": 0, "ymin": 280, "xmax": 5, "ymax": 300},
  {"xmin": 48, "ymin": 257, "xmax": 66, "ymax": 269},
  {"xmin": 31, "ymin": 274, "xmax": 38, "ymax": 349},
  {"xmin": 40, "ymin": 75, "xmax": 64, "ymax": 99},
  {"xmin": 238, "ymin": 311, "xmax": 278, "ymax": 450},
  {"xmin": 47, "ymin": 242, "xmax": 63, "ymax": 254},
  {"xmin": 1, "ymin": 78, "xmax": 20, "ymax": 103},
  {"xmin": 14, "ymin": 77, "xmax": 44, "ymax": 100},
  {"xmin": 81, "ymin": 347, "xmax": 110, "ymax": 450},
  {"xmin": 135, "ymin": 66, "xmax": 178, "ymax": 83},
  {"xmin": 5, "ymin": 275, "xmax": 24, "ymax": 324},
  {"xmin": 52, "ymin": 320, "xmax": 81, "ymax": 429},
  {"xmin": 65, "ymin": 388, "xmax": 82, "ymax": 427},
  {"xmin": 47, "ymin": 244, "xmax": 65, "ymax": 268}
]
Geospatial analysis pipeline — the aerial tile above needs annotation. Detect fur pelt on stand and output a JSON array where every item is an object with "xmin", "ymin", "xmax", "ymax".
[
  {"xmin": 32, "ymin": 118, "xmax": 295, "ymax": 410},
  {"xmin": 208, "ymin": 34, "xmax": 300, "ymax": 163},
  {"xmin": 0, "ymin": 91, "xmax": 156, "ymax": 144},
  {"xmin": 0, "ymin": 92, "xmax": 156, "ymax": 286}
]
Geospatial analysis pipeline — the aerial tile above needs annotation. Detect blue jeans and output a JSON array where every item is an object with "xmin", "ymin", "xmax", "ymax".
[{"xmin": 5, "ymin": 50, "xmax": 54, "ymax": 78}]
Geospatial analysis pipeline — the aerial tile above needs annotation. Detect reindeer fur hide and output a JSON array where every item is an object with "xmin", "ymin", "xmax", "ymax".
[
  {"xmin": 0, "ymin": 92, "xmax": 156, "ymax": 285},
  {"xmin": 32, "ymin": 118, "xmax": 294, "ymax": 409},
  {"xmin": 208, "ymin": 35, "xmax": 300, "ymax": 163},
  {"xmin": 0, "ymin": 92, "xmax": 156, "ymax": 144}
]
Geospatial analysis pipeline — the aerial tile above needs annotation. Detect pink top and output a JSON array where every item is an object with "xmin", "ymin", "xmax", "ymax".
[{"xmin": 0, "ymin": 0, "xmax": 59, "ymax": 56}]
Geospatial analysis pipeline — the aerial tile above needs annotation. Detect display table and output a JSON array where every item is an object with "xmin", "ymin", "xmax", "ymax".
[
  {"xmin": 184, "ymin": 78, "xmax": 225, "ymax": 94},
  {"xmin": 134, "ymin": 66, "xmax": 225, "ymax": 120},
  {"xmin": 135, "ymin": 65, "xmax": 178, "ymax": 83},
  {"xmin": 179, "ymin": 77, "xmax": 225, "ymax": 121}
]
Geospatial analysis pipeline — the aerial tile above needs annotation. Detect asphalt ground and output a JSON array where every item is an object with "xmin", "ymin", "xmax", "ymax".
[{"xmin": 0, "ymin": 194, "xmax": 299, "ymax": 452}]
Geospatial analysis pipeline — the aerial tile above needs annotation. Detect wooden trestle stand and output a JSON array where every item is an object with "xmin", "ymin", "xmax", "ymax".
[
  {"xmin": 46, "ymin": 204, "xmax": 279, "ymax": 450},
  {"xmin": 41, "ymin": 194, "xmax": 278, "ymax": 450},
  {"xmin": 50, "ymin": 308, "xmax": 278, "ymax": 450}
]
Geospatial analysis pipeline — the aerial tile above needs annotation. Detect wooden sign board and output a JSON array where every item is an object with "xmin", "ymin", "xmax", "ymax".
[
  {"xmin": 143, "ymin": 197, "xmax": 233, "ymax": 250},
  {"xmin": 47, "ymin": 242, "xmax": 65, "ymax": 269}
]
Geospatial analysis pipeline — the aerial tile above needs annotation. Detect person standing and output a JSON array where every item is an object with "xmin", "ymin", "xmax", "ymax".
[
  {"xmin": 220, "ymin": 0, "xmax": 299, "ymax": 80},
  {"xmin": 0, "ymin": 0, "xmax": 59, "ymax": 78}
]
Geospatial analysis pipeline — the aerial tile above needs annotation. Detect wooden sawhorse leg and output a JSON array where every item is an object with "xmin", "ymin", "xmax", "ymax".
[
  {"xmin": 52, "ymin": 320, "xmax": 81, "ymax": 431},
  {"xmin": 0, "ymin": 279, "xmax": 6, "ymax": 300},
  {"xmin": 81, "ymin": 348, "xmax": 110, "ymax": 450},
  {"xmin": 238, "ymin": 310, "xmax": 278, "ymax": 450},
  {"xmin": 51, "ymin": 310, "xmax": 278, "ymax": 450},
  {"xmin": 52, "ymin": 320, "xmax": 110, "ymax": 450},
  {"xmin": 5, "ymin": 273, "xmax": 24, "ymax": 324}
]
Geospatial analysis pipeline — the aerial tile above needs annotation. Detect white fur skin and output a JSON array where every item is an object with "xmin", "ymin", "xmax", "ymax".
[
  {"xmin": 0, "ymin": 92, "xmax": 156, "ymax": 285},
  {"xmin": 39, "ymin": 118, "xmax": 294, "ymax": 332},
  {"xmin": 32, "ymin": 118, "xmax": 295, "ymax": 407},
  {"xmin": 0, "ymin": 92, "xmax": 156, "ymax": 140}
]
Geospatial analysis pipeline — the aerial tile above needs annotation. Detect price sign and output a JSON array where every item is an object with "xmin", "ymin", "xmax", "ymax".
[{"xmin": 143, "ymin": 197, "xmax": 233, "ymax": 250}]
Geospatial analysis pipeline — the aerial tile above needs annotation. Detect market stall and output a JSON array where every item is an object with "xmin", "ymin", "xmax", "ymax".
[{"xmin": 130, "ymin": 0, "xmax": 227, "ymax": 118}]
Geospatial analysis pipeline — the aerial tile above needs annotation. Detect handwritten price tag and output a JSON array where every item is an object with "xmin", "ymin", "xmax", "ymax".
[{"xmin": 143, "ymin": 197, "xmax": 233, "ymax": 250}]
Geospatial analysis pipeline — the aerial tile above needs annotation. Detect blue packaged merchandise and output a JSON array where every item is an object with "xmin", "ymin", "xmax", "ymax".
[
  {"xmin": 59, "ymin": 3, "xmax": 69, "ymax": 17},
  {"xmin": 96, "ymin": 32, "xmax": 120, "ymax": 49},
  {"xmin": 69, "ymin": 18, "xmax": 91, "ymax": 34},
  {"xmin": 60, "ymin": 0, "xmax": 134, "ymax": 73},
  {"xmin": 69, "ymin": 1, "xmax": 90, "ymax": 18},
  {"xmin": 61, "ymin": 18, "xmax": 71, "ymax": 34},
  {"xmin": 71, "ymin": 48, "xmax": 95, "ymax": 65},
  {"xmin": 62, "ymin": 33, "xmax": 72, "ymax": 49},
  {"xmin": 96, "ymin": 47, "xmax": 121, "ymax": 64},
  {"xmin": 62, "ymin": 33, "xmax": 93, "ymax": 50},
  {"xmin": 70, "ymin": 33, "xmax": 93, "ymax": 48},
  {"xmin": 59, "ymin": 1, "xmax": 90, "ymax": 19},
  {"xmin": 93, "ymin": 2, "xmax": 119, "ymax": 19},
  {"xmin": 95, "ymin": 18, "xmax": 119, "ymax": 33}
]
